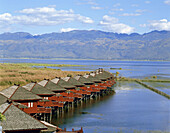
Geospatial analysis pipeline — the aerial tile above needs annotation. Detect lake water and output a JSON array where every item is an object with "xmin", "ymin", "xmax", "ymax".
[
  {"xmin": 0, "ymin": 58, "xmax": 170, "ymax": 132},
  {"xmin": 1, "ymin": 58, "xmax": 170, "ymax": 78}
]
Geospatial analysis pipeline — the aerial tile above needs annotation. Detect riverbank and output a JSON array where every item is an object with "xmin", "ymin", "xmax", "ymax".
[{"xmin": 0, "ymin": 63, "xmax": 87, "ymax": 91}]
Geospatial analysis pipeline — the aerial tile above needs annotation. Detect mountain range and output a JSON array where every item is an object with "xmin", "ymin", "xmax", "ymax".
[{"xmin": 0, "ymin": 30, "xmax": 170, "ymax": 60}]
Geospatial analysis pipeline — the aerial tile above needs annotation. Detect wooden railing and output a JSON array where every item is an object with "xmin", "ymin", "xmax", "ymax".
[{"xmin": 22, "ymin": 107, "xmax": 51, "ymax": 114}]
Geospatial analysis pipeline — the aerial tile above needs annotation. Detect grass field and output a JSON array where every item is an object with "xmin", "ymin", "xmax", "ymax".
[{"xmin": 0, "ymin": 63, "xmax": 87, "ymax": 91}]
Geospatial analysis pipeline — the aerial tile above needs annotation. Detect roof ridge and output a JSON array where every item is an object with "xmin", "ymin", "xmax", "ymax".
[
  {"xmin": 9, "ymin": 85, "xmax": 20, "ymax": 99},
  {"xmin": 44, "ymin": 80, "xmax": 49, "ymax": 87},
  {"xmin": 30, "ymin": 82, "xmax": 37, "ymax": 91},
  {"xmin": 1, "ymin": 103, "xmax": 11, "ymax": 114},
  {"xmin": 13, "ymin": 103, "xmax": 48, "ymax": 129},
  {"xmin": 0, "ymin": 92, "xmax": 9, "ymax": 99}
]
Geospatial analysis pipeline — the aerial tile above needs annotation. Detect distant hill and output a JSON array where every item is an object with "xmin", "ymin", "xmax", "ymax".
[{"xmin": 0, "ymin": 30, "xmax": 170, "ymax": 60}]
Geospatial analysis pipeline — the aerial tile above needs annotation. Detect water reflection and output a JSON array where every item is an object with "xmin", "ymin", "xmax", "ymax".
[
  {"xmin": 51, "ymin": 94, "xmax": 115, "ymax": 126},
  {"xmin": 51, "ymin": 81, "xmax": 169, "ymax": 132},
  {"xmin": 143, "ymin": 82, "xmax": 170, "ymax": 95}
]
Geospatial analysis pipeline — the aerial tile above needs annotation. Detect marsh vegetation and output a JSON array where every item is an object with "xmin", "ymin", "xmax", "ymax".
[{"xmin": 0, "ymin": 63, "xmax": 87, "ymax": 91}]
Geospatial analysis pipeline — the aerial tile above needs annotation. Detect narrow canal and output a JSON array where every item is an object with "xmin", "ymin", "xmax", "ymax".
[{"xmin": 52, "ymin": 81, "xmax": 170, "ymax": 133}]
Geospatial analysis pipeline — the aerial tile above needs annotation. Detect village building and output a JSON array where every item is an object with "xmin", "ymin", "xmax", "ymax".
[
  {"xmin": 0, "ymin": 69, "xmax": 115, "ymax": 133},
  {"xmin": 22, "ymin": 82, "xmax": 63, "ymax": 110},
  {"xmin": 62, "ymin": 77, "xmax": 91, "ymax": 99},
  {"xmin": 74, "ymin": 75, "xmax": 94, "ymax": 86},
  {"xmin": 51, "ymin": 77, "xmax": 83, "ymax": 105},
  {"xmin": 1, "ymin": 85, "xmax": 51, "ymax": 114},
  {"xmin": 0, "ymin": 92, "xmax": 9, "ymax": 105},
  {"xmin": 38, "ymin": 79, "xmax": 74, "ymax": 105},
  {"xmin": 0, "ymin": 102, "xmax": 47, "ymax": 133},
  {"xmin": 38, "ymin": 79, "xmax": 67, "ymax": 93},
  {"xmin": 51, "ymin": 78, "xmax": 76, "ymax": 90}
]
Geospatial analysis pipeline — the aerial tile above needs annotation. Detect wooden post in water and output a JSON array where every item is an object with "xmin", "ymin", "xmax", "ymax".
[{"xmin": 135, "ymin": 80, "xmax": 170, "ymax": 99}]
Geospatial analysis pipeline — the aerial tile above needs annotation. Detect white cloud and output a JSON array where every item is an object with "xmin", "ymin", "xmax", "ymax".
[
  {"xmin": 120, "ymin": 13, "xmax": 141, "ymax": 16},
  {"xmin": 113, "ymin": 3, "xmax": 120, "ymax": 7},
  {"xmin": 19, "ymin": 7, "xmax": 57, "ymax": 14},
  {"xmin": 131, "ymin": 4, "xmax": 139, "ymax": 7},
  {"xmin": 0, "ymin": 6, "xmax": 94, "ymax": 27},
  {"xmin": 135, "ymin": 9, "xmax": 147, "ymax": 13},
  {"xmin": 99, "ymin": 15, "xmax": 134, "ymax": 34},
  {"xmin": 149, "ymin": 19, "xmax": 170, "ymax": 30},
  {"xmin": 145, "ymin": 1, "xmax": 151, "ymax": 4},
  {"xmin": 112, "ymin": 8, "xmax": 124, "ymax": 11},
  {"xmin": 164, "ymin": 0, "xmax": 170, "ymax": 5},
  {"xmin": 139, "ymin": 24, "xmax": 147, "ymax": 27},
  {"xmin": 109, "ymin": 8, "xmax": 124, "ymax": 15},
  {"xmin": 60, "ymin": 28, "xmax": 77, "ymax": 32},
  {"xmin": 76, "ymin": 0, "xmax": 97, "ymax": 5},
  {"xmin": 0, "ymin": 13, "xmax": 13, "ymax": 28},
  {"xmin": 91, "ymin": 6, "xmax": 103, "ymax": 10},
  {"xmin": 0, "ymin": 13, "xmax": 12, "ymax": 21}
]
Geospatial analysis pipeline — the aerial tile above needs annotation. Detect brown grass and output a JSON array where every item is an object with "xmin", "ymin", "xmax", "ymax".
[{"xmin": 0, "ymin": 63, "xmax": 88, "ymax": 91}]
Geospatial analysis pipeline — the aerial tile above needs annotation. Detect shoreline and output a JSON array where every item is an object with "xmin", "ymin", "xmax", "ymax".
[{"xmin": 1, "ymin": 57, "xmax": 170, "ymax": 62}]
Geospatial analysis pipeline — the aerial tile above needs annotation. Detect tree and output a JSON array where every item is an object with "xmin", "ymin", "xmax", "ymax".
[{"xmin": 0, "ymin": 113, "xmax": 6, "ymax": 122}]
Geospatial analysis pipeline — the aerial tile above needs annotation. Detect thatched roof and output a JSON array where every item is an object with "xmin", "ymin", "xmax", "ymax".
[
  {"xmin": 0, "ymin": 103, "xmax": 47, "ymax": 131},
  {"xmin": 94, "ymin": 72, "xmax": 109, "ymax": 80},
  {"xmin": 0, "ymin": 92, "xmax": 8, "ymax": 105},
  {"xmin": 1, "ymin": 85, "xmax": 18, "ymax": 99},
  {"xmin": 95, "ymin": 69, "xmax": 114, "ymax": 80},
  {"xmin": 62, "ymin": 77, "xmax": 85, "ymax": 87},
  {"xmin": 23, "ymin": 82, "xmax": 55, "ymax": 96},
  {"xmin": 74, "ymin": 76, "xmax": 94, "ymax": 84},
  {"xmin": 40, "ymin": 80, "xmax": 66, "ymax": 92},
  {"xmin": 41, "ymin": 121, "xmax": 62, "ymax": 132},
  {"xmin": 51, "ymin": 78, "xmax": 75, "ymax": 89},
  {"xmin": 84, "ymin": 75, "xmax": 101, "ymax": 83},
  {"xmin": 102, "ymin": 70, "xmax": 114, "ymax": 78},
  {"xmin": 38, "ymin": 80, "xmax": 48, "ymax": 87},
  {"xmin": 1, "ymin": 85, "xmax": 42, "ymax": 101},
  {"xmin": 51, "ymin": 78, "xmax": 60, "ymax": 84},
  {"xmin": 0, "ymin": 103, "xmax": 9, "ymax": 113}
]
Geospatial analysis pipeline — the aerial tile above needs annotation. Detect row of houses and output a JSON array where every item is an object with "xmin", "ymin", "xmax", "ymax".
[{"xmin": 0, "ymin": 68, "xmax": 116, "ymax": 133}]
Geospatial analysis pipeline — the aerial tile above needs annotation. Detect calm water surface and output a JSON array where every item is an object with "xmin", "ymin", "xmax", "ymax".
[
  {"xmin": 52, "ymin": 81, "xmax": 170, "ymax": 132},
  {"xmin": 0, "ymin": 58, "xmax": 170, "ymax": 132},
  {"xmin": 1, "ymin": 58, "xmax": 170, "ymax": 78}
]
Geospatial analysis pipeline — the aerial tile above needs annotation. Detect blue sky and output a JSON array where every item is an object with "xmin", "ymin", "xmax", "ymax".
[{"xmin": 0, "ymin": 0, "xmax": 170, "ymax": 34}]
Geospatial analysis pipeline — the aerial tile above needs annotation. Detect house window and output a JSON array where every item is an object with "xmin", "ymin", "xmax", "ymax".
[
  {"xmin": 44, "ymin": 97, "xmax": 48, "ymax": 100},
  {"xmin": 28, "ymin": 102, "xmax": 33, "ymax": 107}
]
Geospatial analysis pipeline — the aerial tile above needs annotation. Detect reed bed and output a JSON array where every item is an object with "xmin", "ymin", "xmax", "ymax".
[{"xmin": 0, "ymin": 63, "xmax": 87, "ymax": 91}]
